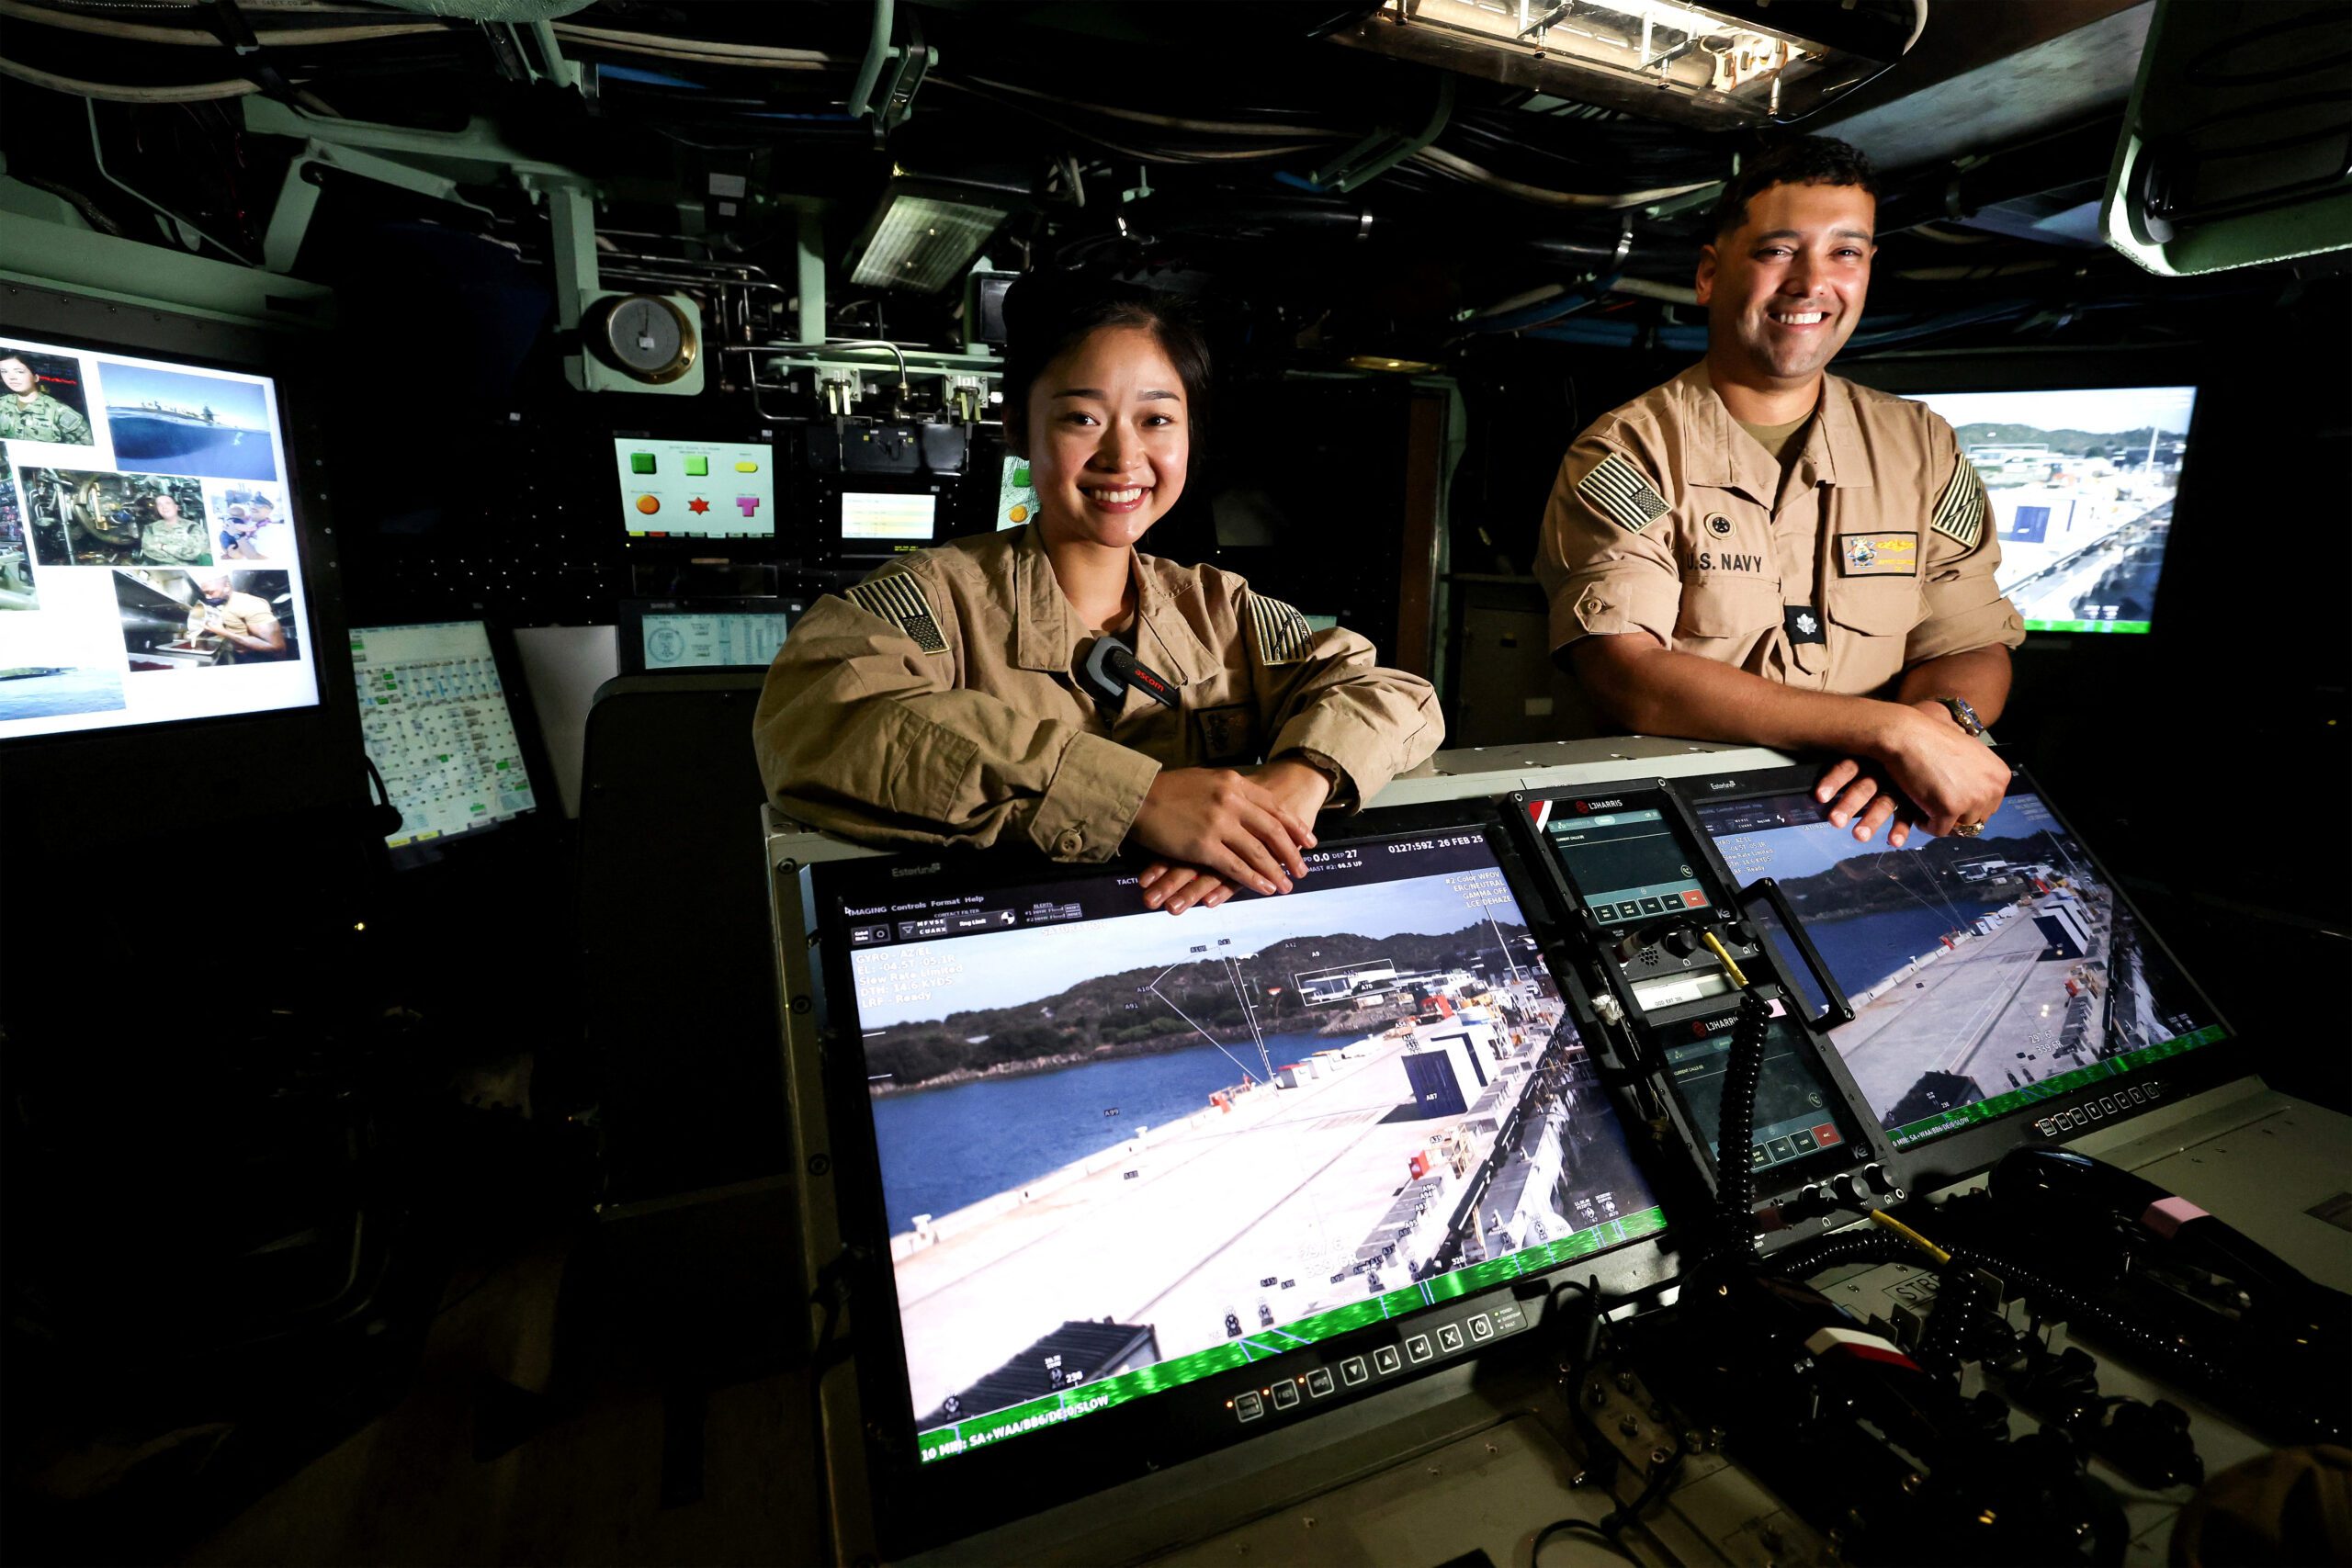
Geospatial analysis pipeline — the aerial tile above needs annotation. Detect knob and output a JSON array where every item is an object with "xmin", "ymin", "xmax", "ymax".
[
  {"xmin": 1664, "ymin": 927, "xmax": 1700, "ymax": 958},
  {"xmin": 1860, "ymin": 1163, "xmax": 1887, "ymax": 1196},
  {"xmin": 1726, "ymin": 920, "xmax": 1759, "ymax": 946},
  {"xmin": 1832, "ymin": 1172, "xmax": 1863, "ymax": 1206}
]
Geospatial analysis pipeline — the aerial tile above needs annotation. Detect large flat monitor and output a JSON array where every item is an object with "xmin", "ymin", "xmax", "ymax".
[
  {"xmin": 615, "ymin": 434, "xmax": 775, "ymax": 540},
  {"xmin": 350, "ymin": 620, "xmax": 538, "ymax": 858},
  {"xmin": 1897, "ymin": 385, "xmax": 2197, "ymax": 635},
  {"xmin": 806, "ymin": 804, "xmax": 1668, "ymax": 1546},
  {"xmin": 1686, "ymin": 766, "xmax": 2233, "ymax": 1179},
  {"xmin": 0, "ymin": 333, "xmax": 322, "ymax": 741},
  {"xmin": 616, "ymin": 595, "xmax": 805, "ymax": 673}
]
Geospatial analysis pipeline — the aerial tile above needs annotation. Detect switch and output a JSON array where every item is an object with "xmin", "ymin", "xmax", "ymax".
[
  {"xmin": 1437, "ymin": 1324, "xmax": 1464, "ymax": 1353},
  {"xmin": 1270, "ymin": 1381, "xmax": 1299, "ymax": 1411},
  {"xmin": 1306, "ymin": 1368, "xmax": 1335, "ymax": 1398},
  {"xmin": 1469, "ymin": 1314, "xmax": 1494, "ymax": 1341},
  {"xmin": 1234, "ymin": 1390, "xmax": 1262, "ymax": 1422},
  {"xmin": 1374, "ymin": 1346, "xmax": 1402, "ymax": 1375},
  {"xmin": 1406, "ymin": 1334, "xmax": 1432, "ymax": 1363},
  {"xmin": 1340, "ymin": 1357, "xmax": 1368, "ymax": 1386}
]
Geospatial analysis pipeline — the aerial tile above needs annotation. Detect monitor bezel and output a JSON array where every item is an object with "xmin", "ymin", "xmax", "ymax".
[
  {"xmin": 0, "ymin": 316, "xmax": 340, "ymax": 750},
  {"xmin": 1838, "ymin": 359, "xmax": 2207, "ymax": 641},
  {"xmin": 801, "ymin": 798, "xmax": 1683, "ymax": 1554},
  {"xmin": 614, "ymin": 595, "xmax": 807, "ymax": 675},
  {"xmin": 347, "ymin": 615, "xmax": 556, "ymax": 869},
  {"xmin": 1673, "ymin": 761, "xmax": 2245, "ymax": 1194}
]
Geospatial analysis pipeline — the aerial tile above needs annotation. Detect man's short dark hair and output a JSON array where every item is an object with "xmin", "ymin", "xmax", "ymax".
[{"xmin": 1710, "ymin": 138, "xmax": 1880, "ymax": 238}]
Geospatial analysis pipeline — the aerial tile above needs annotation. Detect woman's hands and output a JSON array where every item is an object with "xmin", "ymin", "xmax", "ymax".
[{"xmin": 1130, "ymin": 759, "xmax": 1332, "ymax": 915}]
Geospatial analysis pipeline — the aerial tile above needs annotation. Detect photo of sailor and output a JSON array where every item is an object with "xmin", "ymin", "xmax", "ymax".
[
  {"xmin": 0, "ymin": 346, "xmax": 96, "ymax": 446},
  {"xmin": 0, "ymin": 444, "xmax": 34, "ymax": 611},
  {"xmin": 115, "ymin": 567, "xmax": 294, "ymax": 670},
  {"xmin": 97, "ymin": 360, "xmax": 275, "ymax": 481},
  {"xmin": 23, "ymin": 468, "xmax": 211, "ymax": 568},
  {"xmin": 213, "ymin": 484, "xmax": 290, "ymax": 560}
]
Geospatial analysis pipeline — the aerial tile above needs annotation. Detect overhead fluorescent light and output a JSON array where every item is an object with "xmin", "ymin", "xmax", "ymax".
[
  {"xmin": 845, "ymin": 177, "xmax": 1021, "ymax": 294},
  {"xmin": 1331, "ymin": 0, "xmax": 1923, "ymax": 129}
]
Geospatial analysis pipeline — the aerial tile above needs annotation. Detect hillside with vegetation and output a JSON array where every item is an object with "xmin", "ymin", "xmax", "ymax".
[{"xmin": 864, "ymin": 919, "xmax": 1531, "ymax": 1090}]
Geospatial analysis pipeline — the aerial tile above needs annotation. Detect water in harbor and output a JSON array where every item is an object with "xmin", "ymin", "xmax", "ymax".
[
  {"xmin": 0, "ymin": 666, "xmax": 126, "ymax": 721},
  {"xmin": 1781, "ymin": 898, "xmax": 2012, "ymax": 1014},
  {"xmin": 870, "ymin": 1028, "xmax": 1351, "ymax": 1235}
]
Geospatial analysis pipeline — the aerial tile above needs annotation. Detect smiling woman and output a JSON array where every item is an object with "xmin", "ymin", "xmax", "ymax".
[{"xmin": 753, "ymin": 273, "xmax": 1444, "ymax": 914}]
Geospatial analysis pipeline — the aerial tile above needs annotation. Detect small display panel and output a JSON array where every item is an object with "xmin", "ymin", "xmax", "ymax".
[
  {"xmin": 614, "ymin": 435, "xmax": 775, "ymax": 539},
  {"xmin": 1695, "ymin": 783, "xmax": 2228, "ymax": 1152},
  {"xmin": 350, "ymin": 620, "xmax": 537, "ymax": 851},
  {"xmin": 1663, "ymin": 1006, "xmax": 1849, "ymax": 1175},
  {"xmin": 1536, "ymin": 805, "xmax": 1713, "ymax": 924},
  {"xmin": 0, "ymin": 333, "xmax": 321, "ymax": 741},
  {"xmin": 1899, "ymin": 386, "xmax": 2195, "ymax": 635},
  {"xmin": 640, "ymin": 609, "xmax": 792, "ymax": 670},
  {"xmin": 842, "ymin": 490, "xmax": 938, "ymax": 543},
  {"xmin": 821, "ymin": 828, "xmax": 1661, "ymax": 1467},
  {"xmin": 995, "ymin": 454, "xmax": 1039, "ymax": 531}
]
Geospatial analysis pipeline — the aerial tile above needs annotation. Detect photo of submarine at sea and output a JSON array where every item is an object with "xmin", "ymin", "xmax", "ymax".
[
  {"xmin": 1733, "ymin": 792, "xmax": 2215, "ymax": 1137},
  {"xmin": 97, "ymin": 361, "xmax": 277, "ymax": 482},
  {"xmin": 858, "ymin": 869, "xmax": 1657, "ymax": 1433}
]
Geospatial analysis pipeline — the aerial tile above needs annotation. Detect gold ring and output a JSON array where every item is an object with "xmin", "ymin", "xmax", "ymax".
[{"xmin": 1953, "ymin": 820, "xmax": 1984, "ymax": 837}]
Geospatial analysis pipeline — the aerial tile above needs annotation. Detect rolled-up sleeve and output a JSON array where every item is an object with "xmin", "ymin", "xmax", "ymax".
[
  {"xmin": 752, "ymin": 571, "xmax": 1159, "ymax": 861},
  {"xmin": 1534, "ymin": 436, "xmax": 1683, "ymax": 655},
  {"xmin": 1247, "ymin": 598, "xmax": 1442, "ymax": 810},
  {"xmin": 1905, "ymin": 450, "xmax": 2029, "ymax": 664}
]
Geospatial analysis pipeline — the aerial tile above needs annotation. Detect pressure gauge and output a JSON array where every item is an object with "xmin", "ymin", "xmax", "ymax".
[{"xmin": 594, "ymin": 293, "xmax": 698, "ymax": 385}]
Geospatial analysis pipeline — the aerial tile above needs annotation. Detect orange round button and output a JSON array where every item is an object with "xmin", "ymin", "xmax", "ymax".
[
  {"xmin": 1008, "ymin": 504, "xmax": 1028, "ymax": 523},
  {"xmin": 635, "ymin": 494, "xmax": 661, "ymax": 514}
]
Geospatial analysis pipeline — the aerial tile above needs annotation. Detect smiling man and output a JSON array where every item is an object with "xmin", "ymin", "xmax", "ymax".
[{"xmin": 1537, "ymin": 138, "xmax": 2025, "ymax": 846}]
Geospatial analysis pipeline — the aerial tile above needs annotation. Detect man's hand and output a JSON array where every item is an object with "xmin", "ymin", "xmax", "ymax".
[
  {"xmin": 1129, "ymin": 767, "xmax": 1317, "ymax": 909},
  {"xmin": 1815, "ymin": 701, "xmax": 2010, "ymax": 844},
  {"xmin": 1136, "ymin": 759, "xmax": 1333, "ymax": 916}
]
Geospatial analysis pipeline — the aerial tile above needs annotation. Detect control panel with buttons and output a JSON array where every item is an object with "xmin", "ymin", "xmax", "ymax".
[
  {"xmin": 1217, "ymin": 1293, "xmax": 1537, "ymax": 1426},
  {"xmin": 2032, "ymin": 1078, "xmax": 2164, "ymax": 1140}
]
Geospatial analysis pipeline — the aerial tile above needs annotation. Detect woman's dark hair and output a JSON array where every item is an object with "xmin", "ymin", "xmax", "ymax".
[
  {"xmin": 1709, "ymin": 136, "xmax": 1880, "ymax": 237},
  {"xmin": 1000, "ymin": 273, "xmax": 1211, "ymax": 449}
]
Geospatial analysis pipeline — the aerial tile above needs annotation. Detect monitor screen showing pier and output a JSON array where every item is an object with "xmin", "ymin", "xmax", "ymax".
[{"xmin": 835, "ymin": 826, "xmax": 1662, "ymax": 1463}]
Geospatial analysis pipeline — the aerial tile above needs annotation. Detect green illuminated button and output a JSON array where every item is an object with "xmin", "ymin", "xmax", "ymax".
[
  {"xmin": 684, "ymin": 455, "xmax": 708, "ymax": 477},
  {"xmin": 629, "ymin": 452, "xmax": 657, "ymax": 475}
]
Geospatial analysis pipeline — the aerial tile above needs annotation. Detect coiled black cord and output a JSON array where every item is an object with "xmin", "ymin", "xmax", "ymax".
[{"xmin": 1708, "ymin": 988, "xmax": 1773, "ymax": 1264}]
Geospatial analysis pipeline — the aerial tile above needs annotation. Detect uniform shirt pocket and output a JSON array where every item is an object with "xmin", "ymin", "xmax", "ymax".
[
  {"xmin": 1825, "ymin": 576, "xmax": 1926, "ymax": 637},
  {"xmin": 1676, "ymin": 574, "xmax": 1781, "ymax": 641}
]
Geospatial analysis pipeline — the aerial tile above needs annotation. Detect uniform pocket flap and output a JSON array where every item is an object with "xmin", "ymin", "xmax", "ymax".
[
  {"xmin": 1676, "ymin": 575, "xmax": 1781, "ymax": 639},
  {"xmin": 1826, "ymin": 579, "xmax": 1923, "ymax": 637}
]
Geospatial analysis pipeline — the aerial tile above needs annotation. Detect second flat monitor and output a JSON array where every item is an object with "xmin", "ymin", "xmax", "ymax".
[{"xmin": 617, "ymin": 596, "xmax": 806, "ymax": 673}]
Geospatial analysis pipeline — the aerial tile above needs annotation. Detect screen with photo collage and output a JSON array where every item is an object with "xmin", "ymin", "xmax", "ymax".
[{"xmin": 0, "ymin": 335, "xmax": 318, "ymax": 741}]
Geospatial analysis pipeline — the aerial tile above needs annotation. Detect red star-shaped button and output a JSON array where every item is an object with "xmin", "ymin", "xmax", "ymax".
[{"xmin": 687, "ymin": 496, "xmax": 710, "ymax": 514}]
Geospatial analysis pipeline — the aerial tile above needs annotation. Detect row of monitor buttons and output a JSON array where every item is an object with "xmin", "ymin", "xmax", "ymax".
[
  {"xmin": 1230, "ymin": 1303, "xmax": 1528, "ymax": 1423},
  {"xmin": 2033, "ymin": 1081, "xmax": 2160, "ymax": 1137}
]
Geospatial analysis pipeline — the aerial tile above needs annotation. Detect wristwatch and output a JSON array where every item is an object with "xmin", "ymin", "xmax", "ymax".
[{"xmin": 1936, "ymin": 696, "xmax": 1990, "ymax": 740}]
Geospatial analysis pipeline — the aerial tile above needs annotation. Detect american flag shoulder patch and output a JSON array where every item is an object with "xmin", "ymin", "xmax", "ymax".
[
  {"xmin": 1930, "ymin": 455, "xmax": 1986, "ymax": 549},
  {"xmin": 1577, "ymin": 450, "xmax": 1672, "ymax": 535},
  {"xmin": 1247, "ymin": 592, "xmax": 1316, "ymax": 666},
  {"xmin": 844, "ymin": 570, "xmax": 950, "ymax": 654}
]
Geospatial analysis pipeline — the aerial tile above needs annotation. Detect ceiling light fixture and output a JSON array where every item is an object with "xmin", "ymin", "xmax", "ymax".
[{"xmin": 1330, "ymin": 0, "xmax": 1924, "ymax": 130}]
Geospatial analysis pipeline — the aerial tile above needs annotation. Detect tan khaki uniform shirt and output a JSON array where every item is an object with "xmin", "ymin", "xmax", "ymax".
[
  {"xmin": 1537, "ymin": 365, "xmax": 2026, "ymax": 694},
  {"xmin": 753, "ymin": 525, "xmax": 1443, "ymax": 861}
]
